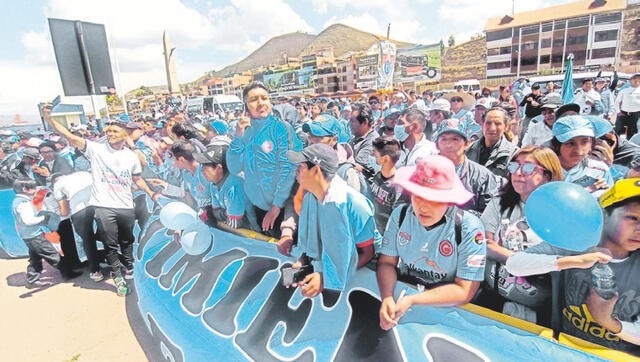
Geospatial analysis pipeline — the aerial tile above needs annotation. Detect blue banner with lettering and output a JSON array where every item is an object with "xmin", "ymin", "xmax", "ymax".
[
  {"xmin": 0, "ymin": 189, "xmax": 29, "ymax": 257},
  {"xmin": 132, "ymin": 209, "xmax": 608, "ymax": 362}
]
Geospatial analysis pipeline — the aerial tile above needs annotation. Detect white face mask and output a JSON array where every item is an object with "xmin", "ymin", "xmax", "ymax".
[{"xmin": 394, "ymin": 125, "xmax": 409, "ymax": 142}]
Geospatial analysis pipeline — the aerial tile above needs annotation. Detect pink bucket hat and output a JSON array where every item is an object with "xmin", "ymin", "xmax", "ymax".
[{"xmin": 393, "ymin": 155, "xmax": 473, "ymax": 205}]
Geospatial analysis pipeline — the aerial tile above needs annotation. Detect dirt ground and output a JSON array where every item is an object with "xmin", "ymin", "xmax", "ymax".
[{"xmin": 0, "ymin": 254, "xmax": 146, "ymax": 362}]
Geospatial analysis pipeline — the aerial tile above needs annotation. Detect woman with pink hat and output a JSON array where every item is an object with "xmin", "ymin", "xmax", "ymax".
[{"xmin": 376, "ymin": 154, "xmax": 487, "ymax": 330}]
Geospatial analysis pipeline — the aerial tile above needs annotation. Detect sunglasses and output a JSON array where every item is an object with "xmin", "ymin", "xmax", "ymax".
[
  {"xmin": 451, "ymin": 98, "xmax": 463, "ymax": 103},
  {"xmin": 369, "ymin": 101, "xmax": 379, "ymax": 105},
  {"xmin": 507, "ymin": 162, "xmax": 545, "ymax": 175}
]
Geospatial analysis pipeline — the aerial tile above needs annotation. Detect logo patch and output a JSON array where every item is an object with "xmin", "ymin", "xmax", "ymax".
[
  {"xmin": 473, "ymin": 231, "xmax": 485, "ymax": 245},
  {"xmin": 439, "ymin": 240, "xmax": 453, "ymax": 257},
  {"xmin": 261, "ymin": 141, "xmax": 274, "ymax": 153},
  {"xmin": 466, "ymin": 254, "xmax": 486, "ymax": 267},
  {"xmin": 398, "ymin": 231, "xmax": 411, "ymax": 246}
]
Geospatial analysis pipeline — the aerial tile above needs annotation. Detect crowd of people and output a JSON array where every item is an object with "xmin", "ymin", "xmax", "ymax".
[{"xmin": 1, "ymin": 70, "xmax": 639, "ymax": 355}]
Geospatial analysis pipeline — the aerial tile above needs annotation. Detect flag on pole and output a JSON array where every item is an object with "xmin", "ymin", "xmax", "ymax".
[{"xmin": 561, "ymin": 53, "xmax": 574, "ymax": 105}]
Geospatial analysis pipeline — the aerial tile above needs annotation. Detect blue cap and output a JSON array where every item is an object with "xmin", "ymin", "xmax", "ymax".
[
  {"xmin": 435, "ymin": 118, "xmax": 479, "ymax": 141},
  {"xmin": 119, "ymin": 113, "xmax": 131, "ymax": 123},
  {"xmin": 302, "ymin": 115, "xmax": 341, "ymax": 137},
  {"xmin": 552, "ymin": 115, "xmax": 612, "ymax": 143},
  {"xmin": 154, "ymin": 120, "xmax": 166, "ymax": 129},
  {"xmin": 210, "ymin": 120, "xmax": 228, "ymax": 135}
]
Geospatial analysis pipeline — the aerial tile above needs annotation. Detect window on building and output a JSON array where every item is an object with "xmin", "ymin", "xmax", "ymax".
[
  {"xmin": 342, "ymin": 66, "xmax": 347, "ymax": 72},
  {"xmin": 541, "ymin": 22, "xmax": 553, "ymax": 32},
  {"xmin": 572, "ymin": 50, "xmax": 587, "ymax": 60},
  {"xmin": 539, "ymin": 54, "xmax": 551, "ymax": 64},
  {"xmin": 553, "ymin": 38, "xmax": 564, "ymax": 47},
  {"xmin": 486, "ymin": 28, "xmax": 513, "ymax": 41},
  {"xmin": 551, "ymin": 53, "xmax": 564, "ymax": 64},
  {"xmin": 554, "ymin": 20, "xmax": 566, "ymax": 30},
  {"xmin": 592, "ymin": 47, "xmax": 616, "ymax": 59},
  {"xmin": 520, "ymin": 56, "xmax": 537, "ymax": 66},
  {"xmin": 567, "ymin": 34, "xmax": 587, "ymax": 45},
  {"xmin": 487, "ymin": 61, "xmax": 511, "ymax": 70},
  {"xmin": 568, "ymin": 16, "xmax": 589, "ymax": 28},
  {"xmin": 541, "ymin": 38, "xmax": 551, "ymax": 48},
  {"xmin": 593, "ymin": 12, "xmax": 621, "ymax": 24},
  {"xmin": 342, "ymin": 76, "xmax": 347, "ymax": 82},
  {"xmin": 594, "ymin": 29, "xmax": 618, "ymax": 42},
  {"xmin": 522, "ymin": 42, "xmax": 537, "ymax": 51},
  {"xmin": 500, "ymin": 46, "xmax": 511, "ymax": 55},
  {"xmin": 522, "ymin": 25, "xmax": 539, "ymax": 35},
  {"xmin": 488, "ymin": 48, "xmax": 500, "ymax": 56},
  {"xmin": 317, "ymin": 78, "xmax": 324, "ymax": 84}
]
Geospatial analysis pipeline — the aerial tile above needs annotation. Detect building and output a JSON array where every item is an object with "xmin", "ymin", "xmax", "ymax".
[
  {"xmin": 484, "ymin": 0, "xmax": 628, "ymax": 78},
  {"xmin": 205, "ymin": 78, "xmax": 224, "ymax": 95},
  {"xmin": 223, "ymin": 72, "xmax": 253, "ymax": 98},
  {"xmin": 315, "ymin": 64, "xmax": 339, "ymax": 94},
  {"xmin": 336, "ymin": 59, "xmax": 356, "ymax": 92}
]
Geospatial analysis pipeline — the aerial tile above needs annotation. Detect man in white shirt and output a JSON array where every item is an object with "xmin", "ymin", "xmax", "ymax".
[
  {"xmin": 395, "ymin": 108, "xmax": 438, "ymax": 167},
  {"xmin": 44, "ymin": 107, "xmax": 160, "ymax": 296},
  {"xmin": 614, "ymin": 73, "xmax": 640, "ymax": 139},
  {"xmin": 521, "ymin": 96, "xmax": 562, "ymax": 147},
  {"xmin": 52, "ymin": 171, "xmax": 101, "ymax": 281}
]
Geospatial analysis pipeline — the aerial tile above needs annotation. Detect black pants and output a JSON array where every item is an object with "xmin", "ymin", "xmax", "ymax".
[
  {"xmin": 24, "ymin": 234, "xmax": 62, "ymax": 284},
  {"xmin": 94, "ymin": 207, "xmax": 135, "ymax": 278},
  {"xmin": 133, "ymin": 194, "xmax": 151, "ymax": 233},
  {"xmin": 253, "ymin": 206, "xmax": 284, "ymax": 239},
  {"xmin": 58, "ymin": 218, "xmax": 81, "ymax": 269},
  {"xmin": 615, "ymin": 111, "xmax": 640, "ymax": 139},
  {"xmin": 71, "ymin": 207, "xmax": 99, "ymax": 273}
]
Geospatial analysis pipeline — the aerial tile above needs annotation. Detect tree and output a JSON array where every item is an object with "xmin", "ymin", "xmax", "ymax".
[
  {"xmin": 134, "ymin": 85, "xmax": 153, "ymax": 98},
  {"xmin": 105, "ymin": 94, "xmax": 122, "ymax": 110},
  {"xmin": 448, "ymin": 35, "xmax": 456, "ymax": 47}
]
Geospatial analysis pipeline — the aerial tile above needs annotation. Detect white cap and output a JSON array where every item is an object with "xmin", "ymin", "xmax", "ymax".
[{"xmin": 427, "ymin": 98, "xmax": 451, "ymax": 112}]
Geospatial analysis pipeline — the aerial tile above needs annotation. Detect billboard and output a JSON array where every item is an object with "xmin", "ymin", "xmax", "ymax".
[
  {"xmin": 260, "ymin": 67, "xmax": 316, "ymax": 93},
  {"xmin": 394, "ymin": 44, "xmax": 442, "ymax": 82},
  {"xmin": 48, "ymin": 18, "xmax": 115, "ymax": 96},
  {"xmin": 355, "ymin": 55, "xmax": 378, "ymax": 89}
]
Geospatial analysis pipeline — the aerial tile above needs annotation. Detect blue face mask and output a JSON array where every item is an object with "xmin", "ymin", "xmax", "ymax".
[
  {"xmin": 368, "ymin": 155, "xmax": 382, "ymax": 173},
  {"xmin": 394, "ymin": 125, "xmax": 409, "ymax": 142}
]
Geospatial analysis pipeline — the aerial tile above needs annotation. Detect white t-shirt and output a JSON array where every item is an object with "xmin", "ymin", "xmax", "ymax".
[
  {"xmin": 84, "ymin": 140, "xmax": 141, "ymax": 209},
  {"xmin": 53, "ymin": 171, "xmax": 92, "ymax": 216}
]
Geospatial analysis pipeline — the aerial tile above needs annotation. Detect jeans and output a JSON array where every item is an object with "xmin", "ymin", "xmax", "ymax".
[{"xmin": 94, "ymin": 207, "xmax": 135, "ymax": 278}]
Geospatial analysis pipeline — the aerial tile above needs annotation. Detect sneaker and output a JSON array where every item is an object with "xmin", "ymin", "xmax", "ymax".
[
  {"xmin": 89, "ymin": 271, "xmax": 104, "ymax": 282},
  {"xmin": 124, "ymin": 268, "xmax": 134, "ymax": 280},
  {"xmin": 114, "ymin": 276, "xmax": 129, "ymax": 297},
  {"xmin": 26, "ymin": 280, "xmax": 52, "ymax": 288}
]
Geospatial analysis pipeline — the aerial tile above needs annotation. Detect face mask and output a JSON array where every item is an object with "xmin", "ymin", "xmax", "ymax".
[
  {"xmin": 394, "ymin": 125, "xmax": 410, "ymax": 142},
  {"xmin": 368, "ymin": 155, "xmax": 382, "ymax": 173}
]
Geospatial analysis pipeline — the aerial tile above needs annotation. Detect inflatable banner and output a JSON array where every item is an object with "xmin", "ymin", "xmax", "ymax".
[
  {"xmin": 0, "ymin": 189, "xmax": 29, "ymax": 257},
  {"xmin": 130, "ymin": 207, "xmax": 628, "ymax": 362}
]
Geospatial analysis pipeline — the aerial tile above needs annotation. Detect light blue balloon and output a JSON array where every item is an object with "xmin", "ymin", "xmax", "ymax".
[
  {"xmin": 525, "ymin": 182, "xmax": 603, "ymax": 252},
  {"xmin": 180, "ymin": 221, "xmax": 213, "ymax": 255},
  {"xmin": 159, "ymin": 202, "xmax": 197, "ymax": 230}
]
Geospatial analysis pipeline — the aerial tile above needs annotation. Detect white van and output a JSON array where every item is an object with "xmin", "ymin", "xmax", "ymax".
[
  {"xmin": 186, "ymin": 95, "xmax": 244, "ymax": 115},
  {"xmin": 454, "ymin": 79, "xmax": 481, "ymax": 92}
]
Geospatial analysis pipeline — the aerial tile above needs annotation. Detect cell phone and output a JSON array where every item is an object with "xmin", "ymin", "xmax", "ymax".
[
  {"xmin": 281, "ymin": 265, "xmax": 313, "ymax": 287},
  {"xmin": 573, "ymin": 175, "xmax": 598, "ymax": 188}
]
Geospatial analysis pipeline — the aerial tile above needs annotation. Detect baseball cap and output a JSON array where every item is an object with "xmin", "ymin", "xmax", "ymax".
[
  {"xmin": 393, "ymin": 155, "xmax": 473, "ymax": 205},
  {"xmin": 555, "ymin": 103, "xmax": 581, "ymax": 119},
  {"xmin": 209, "ymin": 120, "xmax": 228, "ymax": 135},
  {"xmin": 435, "ymin": 118, "xmax": 471, "ymax": 141},
  {"xmin": 286, "ymin": 143, "xmax": 338, "ymax": 178},
  {"xmin": 631, "ymin": 73, "xmax": 640, "ymax": 79},
  {"xmin": 124, "ymin": 121, "xmax": 144, "ymax": 130},
  {"xmin": 302, "ymin": 116, "xmax": 341, "ymax": 137},
  {"xmin": 474, "ymin": 97, "xmax": 495, "ymax": 109},
  {"xmin": 193, "ymin": 144, "xmax": 228, "ymax": 165},
  {"xmin": 427, "ymin": 98, "xmax": 451, "ymax": 112},
  {"xmin": 599, "ymin": 178, "xmax": 640, "ymax": 209},
  {"xmin": 552, "ymin": 115, "xmax": 612, "ymax": 143},
  {"xmin": 540, "ymin": 95, "xmax": 563, "ymax": 110},
  {"xmin": 22, "ymin": 147, "xmax": 40, "ymax": 158}
]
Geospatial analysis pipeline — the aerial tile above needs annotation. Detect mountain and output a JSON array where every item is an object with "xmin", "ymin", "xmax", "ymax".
[
  {"xmin": 215, "ymin": 32, "xmax": 316, "ymax": 77},
  {"xmin": 214, "ymin": 23, "xmax": 414, "ymax": 77}
]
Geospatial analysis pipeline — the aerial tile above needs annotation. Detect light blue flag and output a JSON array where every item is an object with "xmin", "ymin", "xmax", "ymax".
[{"xmin": 561, "ymin": 54, "xmax": 574, "ymax": 105}]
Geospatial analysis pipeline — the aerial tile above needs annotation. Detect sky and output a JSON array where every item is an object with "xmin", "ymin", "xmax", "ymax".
[{"xmin": 0, "ymin": 0, "xmax": 576, "ymax": 117}]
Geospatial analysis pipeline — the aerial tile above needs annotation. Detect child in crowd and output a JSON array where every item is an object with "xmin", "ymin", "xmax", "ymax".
[
  {"xmin": 369, "ymin": 136, "xmax": 407, "ymax": 234},
  {"xmin": 11, "ymin": 178, "xmax": 80, "ymax": 286}
]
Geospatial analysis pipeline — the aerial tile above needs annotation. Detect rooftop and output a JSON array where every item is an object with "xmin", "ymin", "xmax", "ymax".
[{"xmin": 484, "ymin": 0, "xmax": 627, "ymax": 31}]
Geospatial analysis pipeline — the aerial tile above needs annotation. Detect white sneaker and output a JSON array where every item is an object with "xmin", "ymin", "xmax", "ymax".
[{"xmin": 89, "ymin": 271, "xmax": 104, "ymax": 282}]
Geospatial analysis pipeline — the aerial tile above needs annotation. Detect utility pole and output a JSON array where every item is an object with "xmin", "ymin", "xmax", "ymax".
[{"xmin": 386, "ymin": 23, "xmax": 391, "ymax": 40}]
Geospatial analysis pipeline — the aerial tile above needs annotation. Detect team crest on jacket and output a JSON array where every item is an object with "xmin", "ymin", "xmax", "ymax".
[
  {"xmin": 439, "ymin": 240, "xmax": 453, "ymax": 257},
  {"xmin": 398, "ymin": 231, "xmax": 411, "ymax": 246},
  {"xmin": 261, "ymin": 141, "xmax": 274, "ymax": 153}
]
